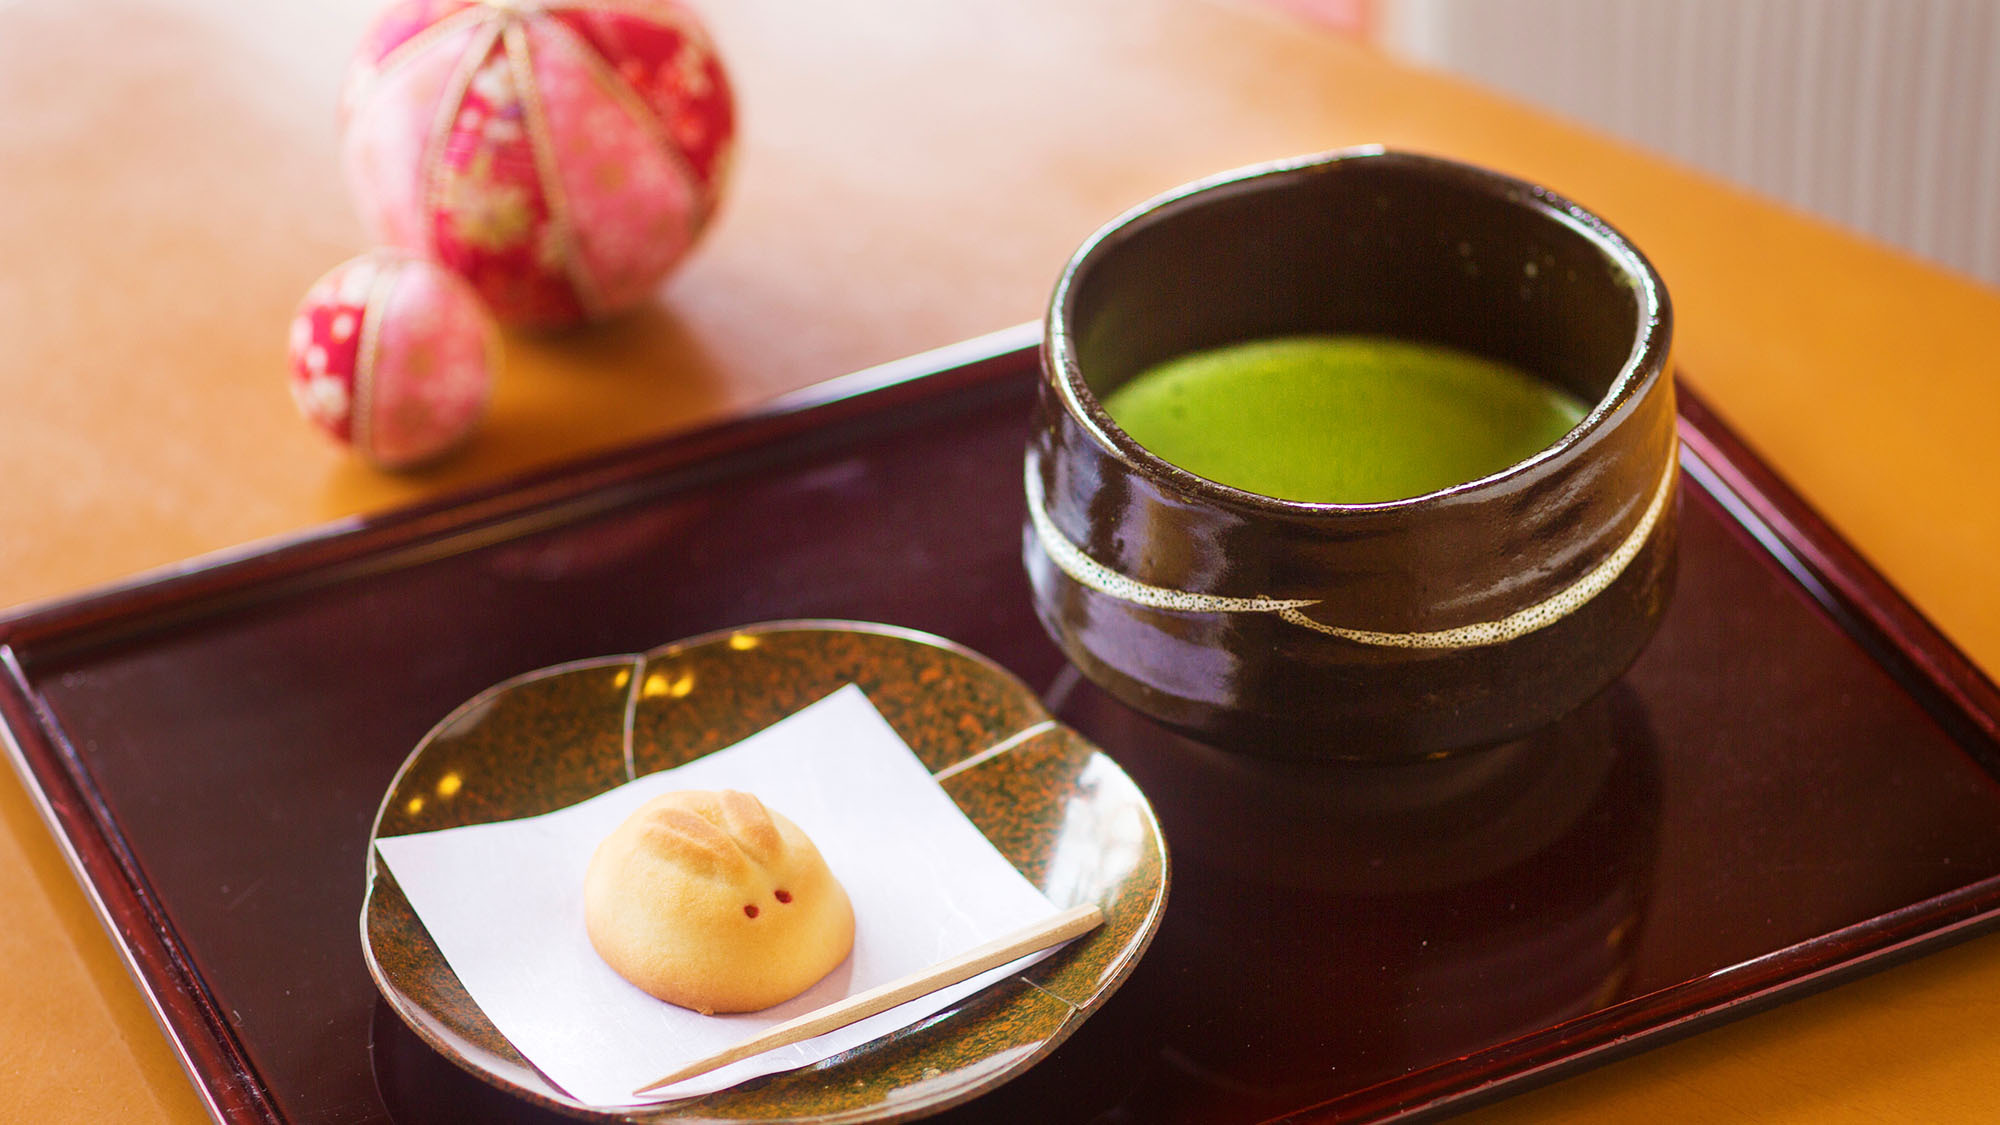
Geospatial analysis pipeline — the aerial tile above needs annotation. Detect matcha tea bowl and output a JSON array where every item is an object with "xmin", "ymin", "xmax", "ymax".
[{"xmin": 1024, "ymin": 148, "xmax": 1678, "ymax": 760}]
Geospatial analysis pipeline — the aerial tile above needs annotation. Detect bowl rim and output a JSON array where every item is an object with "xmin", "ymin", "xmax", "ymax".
[{"xmin": 1043, "ymin": 146, "xmax": 1673, "ymax": 516}]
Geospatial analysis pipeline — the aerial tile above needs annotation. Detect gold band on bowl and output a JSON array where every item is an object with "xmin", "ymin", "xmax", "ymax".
[{"xmin": 1026, "ymin": 450, "xmax": 1677, "ymax": 650}]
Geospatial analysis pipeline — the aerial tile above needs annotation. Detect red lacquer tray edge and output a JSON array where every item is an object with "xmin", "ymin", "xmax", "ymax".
[{"xmin": 0, "ymin": 647, "xmax": 270, "ymax": 1124}]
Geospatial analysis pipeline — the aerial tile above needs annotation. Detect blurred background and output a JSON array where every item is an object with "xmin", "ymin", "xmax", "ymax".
[{"xmin": 1273, "ymin": 0, "xmax": 2000, "ymax": 288}]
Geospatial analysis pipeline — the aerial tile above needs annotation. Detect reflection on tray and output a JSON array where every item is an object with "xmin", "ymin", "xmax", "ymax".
[{"xmin": 960, "ymin": 675, "xmax": 1661, "ymax": 1124}]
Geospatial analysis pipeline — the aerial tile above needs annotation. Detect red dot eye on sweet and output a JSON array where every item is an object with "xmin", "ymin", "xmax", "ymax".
[
  {"xmin": 742, "ymin": 904, "xmax": 759, "ymax": 919},
  {"xmin": 774, "ymin": 889, "xmax": 792, "ymax": 903}
]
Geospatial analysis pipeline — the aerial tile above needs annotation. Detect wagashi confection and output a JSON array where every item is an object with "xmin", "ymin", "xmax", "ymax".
[{"xmin": 584, "ymin": 789, "xmax": 854, "ymax": 1015}]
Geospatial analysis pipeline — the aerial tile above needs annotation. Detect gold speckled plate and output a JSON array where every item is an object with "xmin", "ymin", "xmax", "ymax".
[{"xmin": 361, "ymin": 621, "xmax": 1169, "ymax": 1122}]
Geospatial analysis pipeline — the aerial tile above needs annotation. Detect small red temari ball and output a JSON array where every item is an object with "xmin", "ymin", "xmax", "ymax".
[
  {"xmin": 337, "ymin": 0, "xmax": 736, "ymax": 327},
  {"xmin": 287, "ymin": 251, "xmax": 498, "ymax": 469}
]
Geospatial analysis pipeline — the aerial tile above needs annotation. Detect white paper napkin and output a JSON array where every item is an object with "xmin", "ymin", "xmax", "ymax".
[{"xmin": 374, "ymin": 685, "xmax": 1062, "ymax": 1106}]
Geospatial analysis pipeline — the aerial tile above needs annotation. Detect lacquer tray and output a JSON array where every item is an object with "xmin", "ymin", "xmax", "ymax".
[{"xmin": 6, "ymin": 324, "xmax": 2000, "ymax": 1124}]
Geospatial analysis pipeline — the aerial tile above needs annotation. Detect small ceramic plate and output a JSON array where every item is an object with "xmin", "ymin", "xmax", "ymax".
[{"xmin": 361, "ymin": 621, "xmax": 1169, "ymax": 1122}]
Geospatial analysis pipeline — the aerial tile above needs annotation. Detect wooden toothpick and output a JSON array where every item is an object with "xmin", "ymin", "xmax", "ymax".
[{"xmin": 631, "ymin": 902, "xmax": 1105, "ymax": 1096}]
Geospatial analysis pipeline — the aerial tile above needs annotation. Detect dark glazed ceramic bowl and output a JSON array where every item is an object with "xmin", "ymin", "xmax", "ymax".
[{"xmin": 1025, "ymin": 148, "xmax": 1678, "ymax": 760}]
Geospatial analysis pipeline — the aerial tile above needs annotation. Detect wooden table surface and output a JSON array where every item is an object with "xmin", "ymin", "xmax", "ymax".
[{"xmin": 6, "ymin": 0, "xmax": 2000, "ymax": 1120}]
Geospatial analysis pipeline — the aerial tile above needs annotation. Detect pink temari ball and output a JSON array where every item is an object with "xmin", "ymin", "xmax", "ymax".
[
  {"xmin": 338, "ymin": 0, "xmax": 735, "ymax": 327},
  {"xmin": 287, "ymin": 252, "xmax": 498, "ymax": 469}
]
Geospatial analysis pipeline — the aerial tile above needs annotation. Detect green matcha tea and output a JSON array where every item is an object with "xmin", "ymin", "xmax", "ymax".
[{"xmin": 1101, "ymin": 335, "xmax": 1589, "ymax": 504}]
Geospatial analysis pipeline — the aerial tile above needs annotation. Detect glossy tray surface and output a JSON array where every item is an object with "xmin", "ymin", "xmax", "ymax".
[{"xmin": 5, "ymin": 333, "xmax": 2000, "ymax": 1124}]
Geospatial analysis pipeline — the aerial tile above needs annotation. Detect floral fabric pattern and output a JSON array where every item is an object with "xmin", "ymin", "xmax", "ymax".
[
  {"xmin": 342, "ymin": 21, "xmax": 483, "ymax": 261},
  {"xmin": 287, "ymin": 253, "xmax": 495, "ymax": 468},
  {"xmin": 551, "ymin": 5, "xmax": 734, "ymax": 191},
  {"xmin": 529, "ymin": 17, "xmax": 699, "ymax": 313},
  {"xmin": 369, "ymin": 259, "xmax": 496, "ymax": 466},
  {"xmin": 289, "ymin": 256, "xmax": 381, "ymax": 443},
  {"xmin": 430, "ymin": 41, "xmax": 581, "ymax": 324},
  {"xmin": 339, "ymin": 0, "xmax": 736, "ymax": 327}
]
